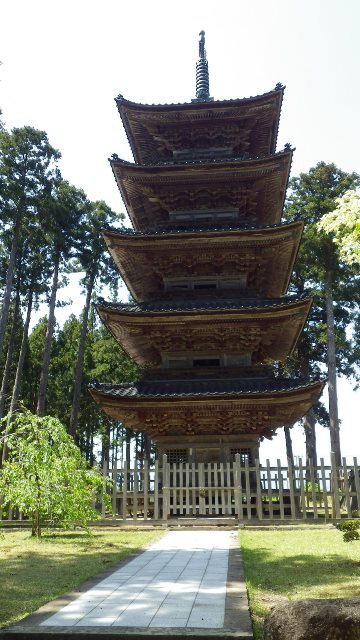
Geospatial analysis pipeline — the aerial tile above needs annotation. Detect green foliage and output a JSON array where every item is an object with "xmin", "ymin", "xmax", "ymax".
[
  {"xmin": 335, "ymin": 519, "xmax": 360, "ymax": 542},
  {"xmin": 343, "ymin": 530, "xmax": 360, "ymax": 542},
  {"xmin": 0, "ymin": 410, "xmax": 110, "ymax": 536},
  {"xmin": 318, "ymin": 189, "xmax": 360, "ymax": 266}
]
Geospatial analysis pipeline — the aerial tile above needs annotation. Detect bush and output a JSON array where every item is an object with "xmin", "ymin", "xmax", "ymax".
[
  {"xmin": 335, "ymin": 519, "xmax": 360, "ymax": 542},
  {"xmin": 0, "ymin": 410, "xmax": 111, "ymax": 537}
]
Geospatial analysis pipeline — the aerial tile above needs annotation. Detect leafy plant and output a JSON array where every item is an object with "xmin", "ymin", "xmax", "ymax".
[
  {"xmin": 335, "ymin": 519, "xmax": 360, "ymax": 542},
  {"xmin": 0, "ymin": 409, "xmax": 111, "ymax": 537}
]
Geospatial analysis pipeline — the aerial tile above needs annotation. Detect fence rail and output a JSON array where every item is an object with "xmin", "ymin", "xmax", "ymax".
[{"xmin": 1, "ymin": 454, "xmax": 359, "ymax": 523}]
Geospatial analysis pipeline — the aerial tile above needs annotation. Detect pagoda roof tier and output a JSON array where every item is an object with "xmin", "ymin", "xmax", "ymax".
[
  {"xmin": 110, "ymin": 150, "xmax": 292, "ymax": 232},
  {"xmin": 89, "ymin": 377, "xmax": 324, "ymax": 440},
  {"xmin": 97, "ymin": 297, "xmax": 312, "ymax": 366},
  {"xmin": 115, "ymin": 86, "xmax": 284, "ymax": 164},
  {"xmin": 103, "ymin": 220, "xmax": 303, "ymax": 301}
]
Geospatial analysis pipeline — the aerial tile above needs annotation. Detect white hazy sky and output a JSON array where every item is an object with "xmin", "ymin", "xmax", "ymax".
[{"xmin": 1, "ymin": 0, "xmax": 359, "ymax": 463}]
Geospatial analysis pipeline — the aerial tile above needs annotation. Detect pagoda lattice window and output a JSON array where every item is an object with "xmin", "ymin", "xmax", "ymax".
[
  {"xmin": 230, "ymin": 448, "xmax": 253, "ymax": 465},
  {"xmin": 166, "ymin": 449, "xmax": 188, "ymax": 464}
]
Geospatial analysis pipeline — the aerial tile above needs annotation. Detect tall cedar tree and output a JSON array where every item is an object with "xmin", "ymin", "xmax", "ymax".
[
  {"xmin": 0, "ymin": 127, "xmax": 60, "ymax": 362},
  {"xmin": 36, "ymin": 181, "xmax": 88, "ymax": 417},
  {"xmin": 68, "ymin": 202, "xmax": 123, "ymax": 437},
  {"xmin": 6, "ymin": 234, "xmax": 52, "ymax": 424},
  {"xmin": 284, "ymin": 162, "xmax": 360, "ymax": 466}
]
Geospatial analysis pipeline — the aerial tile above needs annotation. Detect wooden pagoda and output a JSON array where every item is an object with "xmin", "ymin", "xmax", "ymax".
[{"xmin": 90, "ymin": 32, "xmax": 323, "ymax": 465}]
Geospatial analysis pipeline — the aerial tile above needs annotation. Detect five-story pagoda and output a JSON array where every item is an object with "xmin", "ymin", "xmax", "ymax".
[{"xmin": 90, "ymin": 32, "xmax": 323, "ymax": 465}]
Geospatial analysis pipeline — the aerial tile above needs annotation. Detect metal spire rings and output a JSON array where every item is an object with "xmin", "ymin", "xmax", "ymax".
[{"xmin": 194, "ymin": 30, "xmax": 213, "ymax": 102}]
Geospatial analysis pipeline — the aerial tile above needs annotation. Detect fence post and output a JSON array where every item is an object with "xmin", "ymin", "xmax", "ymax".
[
  {"xmin": 266, "ymin": 459, "xmax": 273, "ymax": 520},
  {"xmin": 298, "ymin": 458, "xmax": 307, "ymax": 519},
  {"xmin": 244, "ymin": 458, "xmax": 252, "ymax": 520},
  {"xmin": 287, "ymin": 458, "xmax": 296, "ymax": 518},
  {"xmin": 154, "ymin": 459, "xmax": 159, "ymax": 521},
  {"xmin": 162, "ymin": 454, "xmax": 169, "ymax": 523},
  {"xmin": 331, "ymin": 451, "xmax": 341, "ymax": 519},
  {"xmin": 101, "ymin": 460, "xmax": 108, "ymax": 519},
  {"xmin": 277, "ymin": 459, "xmax": 285, "ymax": 520},
  {"xmin": 309, "ymin": 460, "xmax": 318, "ymax": 519},
  {"xmin": 133, "ymin": 460, "xmax": 138, "ymax": 522},
  {"xmin": 353, "ymin": 457, "xmax": 360, "ymax": 512},
  {"xmin": 112, "ymin": 458, "xmax": 118, "ymax": 518},
  {"xmin": 143, "ymin": 460, "xmax": 149, "ymax": 521},
  {"xmin": 255, "ymin": 459, "xmax": 263, "ymax": 520},
  {"xmin": 341, "ymin": 457, "xmax": 351, "ymax": 517},
  {"xmin": 122, "ymin": 460, "xmax": 128, "ymax": 522},
  {"xmin": 234, "ymin": 454, "xmax": 242, "ymax": 522},
  {"xmin": 320, "ymin": 458, "xmax": 329, "ymax": 519}
]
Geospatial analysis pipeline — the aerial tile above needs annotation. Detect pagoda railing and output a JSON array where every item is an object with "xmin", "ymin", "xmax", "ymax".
[{"xmin": 1, "ymin": 454, "xmax": 359, "ymax": 524}]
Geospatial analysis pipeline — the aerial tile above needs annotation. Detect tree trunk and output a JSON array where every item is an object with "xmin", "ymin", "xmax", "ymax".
[
  {"xmin": 0, "ymin": 285, "xmax": 21, "ymax": 420},
  {"xmin": 304, "ymin": 408, "xmax": 318, "ymax": 473},
  {"xmin": 125, "ymin": 429, "xmax": 132, "ymax": 464},
  {"xmin": 36, "ymin": 248, "xmax": 60, "ymax": 417},
  {"xmin": 68, "ymin": 275, "xmax": 94, "ymax": 437},
  {"xmin": 7, "ymin": 289, "xmax": 33, "ymax": 419},
  {"xmin": 324, "ymin": 271, "xmax": 341, "ymax": 467},
  {"xmin": 144, "ymin": 434, "xmax": 151, "ymax": 464},
  {"xmin": 284, "ymin": 427, "xmax": 295, "ymax": 467},
  {"xmin": 0, "ymin": 212, "xmax": 22, "ymax": 360},
  {"xmin": 1, "ymin": 288, "xmax": 34, "ymax": 464},
  {"xmin": 101, "ymin": 420, "xmax": 111, "ymax": 470}
]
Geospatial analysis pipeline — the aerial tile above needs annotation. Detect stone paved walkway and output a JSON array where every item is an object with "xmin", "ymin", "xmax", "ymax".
[{"xmin": 5, "ymin": 528, "xmax": 253, "ymax": 637}]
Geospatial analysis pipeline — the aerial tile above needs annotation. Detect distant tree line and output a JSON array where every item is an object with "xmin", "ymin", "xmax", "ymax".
[{"xmin": 0, "ymin": 124, "xmax": 359, "ymax": 468}]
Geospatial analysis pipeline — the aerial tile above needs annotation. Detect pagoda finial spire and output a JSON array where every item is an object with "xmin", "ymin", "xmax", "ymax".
[{"xmin": 193, "ymin": 30, "xmax": 213, "ymax": 102}]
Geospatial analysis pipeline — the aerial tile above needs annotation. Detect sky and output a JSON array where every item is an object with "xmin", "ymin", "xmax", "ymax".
[{"xmin": 1, "ymin": 0, "xmax": 359, "ymax": 464}]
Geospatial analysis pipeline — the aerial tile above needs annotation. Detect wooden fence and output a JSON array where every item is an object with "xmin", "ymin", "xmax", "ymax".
[
  {"xmin": 99, "ymin": 453, "xmax": 359, "ymax": 522},
  {"xmin": 1, "ymin": 454, "xmax": 359, "ymax": 524}
]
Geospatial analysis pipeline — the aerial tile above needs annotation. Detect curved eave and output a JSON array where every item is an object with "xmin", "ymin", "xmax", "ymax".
[
  {"xmin": 115, "ymin": 86, "xmax": 285, "ymax": 163},
  {"xmin": 90, "ymin": 378, "xmax": 323, "ymax": 401},
  {"xmin": 102, "ymin": 219, "xmax": 303, "ymax": 300},
  {"xmin": 97, "ymin": 296, "xmax": 311, "ymax": 317},
  {"xmin": 96, "ymin": 297, "xmax": 312, "ymax": 366},
  {"xmin": 89, "ymin": 378, "xmax": 324, "ymax": 439},
  {"xmin": 110, "ymin": 150, "xmax": 293, "ymax": 231}
]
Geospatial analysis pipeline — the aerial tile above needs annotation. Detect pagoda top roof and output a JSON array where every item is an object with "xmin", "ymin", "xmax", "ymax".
[
  {"xmin": 89, "ymin": 376, "xmax": 321, "ymax": 399},
  {"xmin": 115, "ymin": 85, "xmax": 285, "ymax": 164},
  {"xmin": 97, "ymin": 295, "xmax": 310, "ymax": 315},
  {"xmin": 115, "ymin": 84, "xmax": 284, "ymax": 111}
]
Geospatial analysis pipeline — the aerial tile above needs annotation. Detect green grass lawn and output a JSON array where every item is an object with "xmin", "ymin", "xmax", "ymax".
[
  {"xmin": 240, "ymin": 525, "xmax": 360, "ymax": 640},
  {"xmin": 0, "ymin": 527, "xmax": 164, "ymax": 629}
]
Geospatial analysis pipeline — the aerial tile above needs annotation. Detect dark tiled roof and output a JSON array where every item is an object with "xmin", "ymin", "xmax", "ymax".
[
  {"xmin": 102, "ymin": 220, "xmax": 303, "ymax": 238},
  {"xmin": 89, "ymin": 377, "xmax": 322, "ymax": 399},
  {"xmin": 114, "ymin": 85, "xmax": 285, "ymax": 109},
  {"xmin": 97, "ymin": 296, "xmax": 309, "ymax": 314},
  {"xmin": 109, "ymin": 147, "xmax": 293, "ymax": 169}
]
